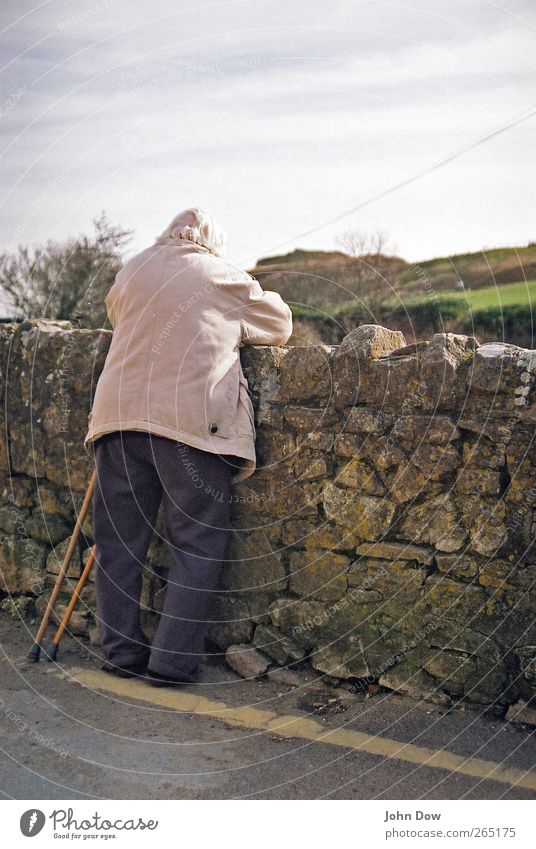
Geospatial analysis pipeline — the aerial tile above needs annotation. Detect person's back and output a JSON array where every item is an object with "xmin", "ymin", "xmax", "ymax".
[{"xmin": 86, "ymin": 211, "xmax": 293, "ymax": 484}]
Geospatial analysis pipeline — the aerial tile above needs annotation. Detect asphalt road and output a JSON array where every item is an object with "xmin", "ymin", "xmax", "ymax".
[{"xmin": 1, "ymin": 617, "xmax": 535, "ymax": 800}]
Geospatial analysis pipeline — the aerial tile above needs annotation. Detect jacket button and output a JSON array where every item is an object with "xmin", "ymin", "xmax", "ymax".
[{"xmin": 210, "ymin": 422, "xmax": 218, "ymax": 433}]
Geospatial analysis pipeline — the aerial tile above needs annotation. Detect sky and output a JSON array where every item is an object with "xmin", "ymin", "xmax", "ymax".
[{"xmin": 0, "ymin": 0, "xmax": 535, "ymax": 272}]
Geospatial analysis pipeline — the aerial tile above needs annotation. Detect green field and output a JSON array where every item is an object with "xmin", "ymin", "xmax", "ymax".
[
  {"xmin": 290, "ymin": 278, "xmax": 536, "ymax": 348},
  {"xmin": 290, "ymin": 279, "xmax": 536, "ymax": 320},
  {"xmin": 398, "ymin": 279, "xmax": 536, "ymax": 313},
  {"xmin": 385, "ymin": 278, "xmax": 536, "ymax": 346}
]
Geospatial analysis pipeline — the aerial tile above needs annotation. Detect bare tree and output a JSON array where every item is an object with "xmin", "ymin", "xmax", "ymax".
[
  {"xmin": 336, "ymin": 228, "xmax": 396, "ymax": 304},
  {"xmin": 0, "ymin": 211, "xmax": 133, "ymax": 328}
]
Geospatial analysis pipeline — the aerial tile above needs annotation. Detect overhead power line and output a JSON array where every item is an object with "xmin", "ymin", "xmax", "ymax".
[{"xmin": 244, "ymin": 102, "xmax": 536, "ymax": 264}]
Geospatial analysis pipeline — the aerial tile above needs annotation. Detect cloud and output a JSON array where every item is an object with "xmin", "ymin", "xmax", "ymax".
[{"xmin": 0, "ymin": 0, "xmax": 534, "ymax": 268}]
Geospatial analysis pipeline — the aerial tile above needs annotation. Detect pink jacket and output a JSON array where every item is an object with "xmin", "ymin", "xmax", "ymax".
[{"xmin": 84, "ymin": 238, "xmax": 293, "ymax": 483}]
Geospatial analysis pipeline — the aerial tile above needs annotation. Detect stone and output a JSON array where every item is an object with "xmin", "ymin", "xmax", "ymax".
[
  {"xmin": 456, "ymin": 466, "xmax": 501, "ymax": 496},
  {"xmin": 207, "ymin": 594, "xmax": 260, "ymax": 648},
  {"xmin": 268, "ymin": 598, "xmax": 327, "ymax": 650},
  {"xmin": 470, "ymin": 343, "xmax": 527, "ymax": 394},
  {"xmin": 282, "ymin": 519, "xmax": 362, "ymax": 552},
  {"xmin": 333, "ymin": 433, "xmax": 363, "ymax": 458},
  {"xmin": 289, "ymin": 550, "xmax": 350, "ymax": 601},
  {"xmin": 220, "ymin": 530, "xmax": 288, "ymax": 593},
  {"xmin": 256, "ymin": 429, "xmax": 296, "ymax": 464},
  {"xmin": 267, "ymin": 667, "xmax": 303, "ymax": 687},
  {"xmin": 435, "ymin": 553, "xmax": 479, "ymax": 580},
  {"xmin": 34, "ymin": 483, "xmax": 74, "ymax": 519},
  {"xmin": 344, "ymin": 408, "xmax": 393, "ymax": 434},
  {"xmin": 0, "ymin": 477, "xmax": 35, "ymax": 511},
  {"xmin": 334, "ymin": 456, "xmax": 385, "ymax": 495},
  {"xmin": 391, "ymin": 414, "xmax": 461, "ymax": 445},
  {"xmin": 361, "ymin": 436, "xmax": 406, "ymax": 472},
  {"xmin": 358, "ymin": 353, "xmax": 423, "ymax": 410},
  {"xmin": 458, "ymin": 409, "xmax": 518, "ymax": 442},
  {"xmin": 295, "ymin": 431, "xmax": 334, "ymax": 451},
  {"xmin": 0, "ymin": 535, "xmax": 49, "ymax": 593},
  {"xmin": 348, "ymin": 558, "xmax": 427, "ymax": 605},
  {"xmin": 380, "ymin": 663, "xmax": 452, "ymax": 707},
  {"xmin": 249, "ymin": 478, "xmax": 324, "ymax": 519},
  {"xmin": 478, "ymin": 560, "xmax": 516, "ymax": 592},
  {"xmin": 515, "ymin": 646, "xmax": 536, "ymax": 688},
  {"xmin": 283, "ymin": 405, "xmax": 337, "ymax": 430},
  {"xmin": 6, "ymin": 321, "xmax": 109, "ymax": 490},
  {"xmin": 505, "ymin": 700, "xmax": 536, "ymax": 727},
  {"xmin": 310, "ymin": 638, "xmax": 369, "ymax": 679},
  {"xmin": 505, "ymin": 442, "xmax": 536, "ymax": 508},
  {"xmin": 141, "ymin": 567, "xmax": 163, "ymax": 613},
  {"xmin": 463, "ymin": 435, "xmax": 503, "ymax": 468},
  {"xmin": 252, "ymin": 624, "xmax": 305, "ymax": 665},
  {"xmin": 332, "ymin": 324, "xmax": 406, "ymax": 407},
  {"xmin": 345, "ymin": 566, "xmax": 383, "ymax": 602},
  {"xmin": 225, "ymin": 644, "xmax": 272, "ymax": 679},
  {"xmin": 419, "ymin": 332, "xmax": 479, "ymax": 411},
  {"xmin": 383, "ymin": 462, "xmax": 432, "ymax": 504},
  {"xmin": 240, "ymin": 344, "xmax": 289, "ymax": 414},
  {"xmin": 278, "ymin": 345, "xmax": 333, "ymax": 402},
  {"xmin": 25, "ymin": 512, "xmax": 71, "ymax": 545},
  {"xmin": 0, "ymin": 595, "xmax": 34, "ymax": 619},
  {"xmin": 339, "ymin": 324, "xmax": 406, "ymax": 360},
  {"xmin": 397, "ymin": 495, "xmax": 467, "ymax": 552},
  {"xmin": 422, "ymin": 575, "xmax": 492, "ymax": 625},
  {"xmin": 427, "ymin": 624, "xmax": 497, "ymax": 658},
  {"xmin": 80, "ymin": 582, "xmax": 96, "ymax": 607},
  {"xmin": 323, "ymin": 484, "xmax": 396, "ymax": 541},
  {"xmin": 463, "ymin": 498, "xmax": 508, "ymax": 557},
  {"xmin": 387, "ymin": 340, "xmax": 430, "ymax": 358},
  {"xmin": 294, "ymin": 452, "xmax": 330, "ymax": 481},
  {"xmin": 356, "ymin": 541, "xmax": 433, "ymax": 565},
  {"xmin": 422, "ymin": 649, "xmax": 476, "ymax": 695},
  {"xmin": 410, "ymin": 443, "xmax": 461, "ymax": 480},
  {"xmin": 0, "ymin": 507, "xmax": 24, "ymax": 535}
]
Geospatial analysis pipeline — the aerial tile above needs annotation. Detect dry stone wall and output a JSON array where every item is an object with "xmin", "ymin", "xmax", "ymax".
[{"xmin": 1, "ymin": 319, "xmax": 536, "ymax": 712}]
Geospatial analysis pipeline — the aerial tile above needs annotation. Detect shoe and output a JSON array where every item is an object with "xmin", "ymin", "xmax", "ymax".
[
  {"xmin": 145, "ymin": 668, "xmax": 191, "ymax": 687},
  {"xmin": 101, "ymin": 659, "xmax": 148, "ymax": 679}
]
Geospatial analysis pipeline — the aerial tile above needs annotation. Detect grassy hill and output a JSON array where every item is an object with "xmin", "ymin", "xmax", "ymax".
[
  {"xmin": 251, "ymin": 244, "xmax": 536, "ymax": 347},
  {"xmin": 252, "ymin": 248, "xmax": 410, "ymax": 310},
  {"xmin": 402, "ymin": 245, "xmax": 536, "ymax": 293}
]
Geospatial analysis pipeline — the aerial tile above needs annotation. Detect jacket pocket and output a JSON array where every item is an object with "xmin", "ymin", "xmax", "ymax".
[{"xmin": 205, "ymin": 357, "xmax": 240, "ymax": 439}]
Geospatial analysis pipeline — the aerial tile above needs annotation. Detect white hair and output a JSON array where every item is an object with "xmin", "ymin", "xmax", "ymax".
[{"xmin": 154, "ymin": 207, "xmax": 226, "ymax": 257}]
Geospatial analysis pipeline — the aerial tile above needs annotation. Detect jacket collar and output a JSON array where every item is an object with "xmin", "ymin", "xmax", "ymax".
[{"xmin": 168, "ymin": 235, "xmax": 215, "ymax": 255}]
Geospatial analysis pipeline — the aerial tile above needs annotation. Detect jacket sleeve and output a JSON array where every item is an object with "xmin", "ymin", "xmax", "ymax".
[
  {"xmin": 104, "ymin": 280, "xmax": 119, "ymax": 329},
  {"xmin": 240, "ymin": 277, "xmax": 293, "ymax": 347}
]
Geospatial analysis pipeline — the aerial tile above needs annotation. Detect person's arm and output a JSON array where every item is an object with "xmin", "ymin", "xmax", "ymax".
[
  {"xmin": 104, "ymin": 279, "xmax": 119, "ymax": 329},
  {"xmin": 240, "ymin": 277, "xmax": 293, "ymax": 347}
]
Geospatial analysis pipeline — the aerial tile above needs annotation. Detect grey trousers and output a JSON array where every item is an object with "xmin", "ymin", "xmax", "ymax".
[{"xmin": 92, "ymin": 431, "xmax": 233, "ymax": 678}]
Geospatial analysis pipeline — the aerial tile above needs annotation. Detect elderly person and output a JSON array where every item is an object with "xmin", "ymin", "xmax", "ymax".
[{"xmin": 84, "ymin": 208, "xmax": 292, "ymax": 685}]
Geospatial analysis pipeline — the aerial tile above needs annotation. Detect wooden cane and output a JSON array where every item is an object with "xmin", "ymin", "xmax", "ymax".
[
  {"xmin": 44, "ymin": 545, "xmax": 96, "ymax": 662},
  {"xmin": 27, "ymin": 470, "xmax": 96, "ymax": 661}
]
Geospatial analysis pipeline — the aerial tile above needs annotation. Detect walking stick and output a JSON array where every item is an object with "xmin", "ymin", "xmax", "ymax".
[
  {"xmin": 44, "ymin": 545, "xmax": 96, "ymax": 662},
  {"xmin": 27, "ymin": 470, "xmax": 96, "ymax": 661}
]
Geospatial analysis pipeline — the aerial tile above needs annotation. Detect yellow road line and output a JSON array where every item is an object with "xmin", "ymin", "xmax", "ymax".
[{"xmin": 70, "ymin": 667, "xmax": 536, "ymax": 792}]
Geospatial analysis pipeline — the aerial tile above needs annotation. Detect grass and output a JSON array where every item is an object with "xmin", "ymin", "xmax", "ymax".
[
  {"xmin": 288, "ymin": 279, "xmax": 536, "ymax": 347},
  {"xmin": 396, "ymin": 279, "xmax": 536, "ymax": 312},
  {"xmin": 388, "ymin": 278, "xmax": 536, "ymax": 343},
  {"xmin": 289, "ymin": 279, "xmax": 536, "ymax": 320}
]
